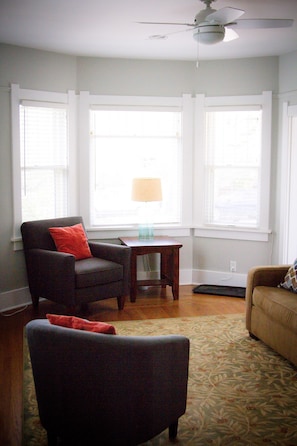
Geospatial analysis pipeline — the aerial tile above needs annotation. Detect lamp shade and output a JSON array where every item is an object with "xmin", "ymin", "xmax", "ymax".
[{"xmin": 132, "ymin": 178, "xmax": 162, "ymax": 202}]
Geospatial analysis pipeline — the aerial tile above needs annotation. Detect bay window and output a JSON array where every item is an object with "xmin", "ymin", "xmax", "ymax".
[{"xmin": 12, "ymin": 86, "xmax": 270, "ymax": 244}]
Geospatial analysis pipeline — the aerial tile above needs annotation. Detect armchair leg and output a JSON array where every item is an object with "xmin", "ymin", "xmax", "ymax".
[
  {"xmin": 249, "ymin": 332, "xmax": 259, "ymax": 340},
  {"xmin": 169, "ymin": 420, "xmax": 178, "ymax": 440},
  {"xmin": 47, "ymin": 431, "xmax": 59, "ymax": 446},
  {"xmin": 31, "ymin": 294, "xmax": 39, "ymax": 308},
  {"xmin": 117, "ymin": 296, "xmax": 125, "ymax": 310}
]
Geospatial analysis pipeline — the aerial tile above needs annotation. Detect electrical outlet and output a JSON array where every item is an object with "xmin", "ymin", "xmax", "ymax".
[{"xmin": 230, "ymin": 260, "xmax": 237, "ymax": 272}]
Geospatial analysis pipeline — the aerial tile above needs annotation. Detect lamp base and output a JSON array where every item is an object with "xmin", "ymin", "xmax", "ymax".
[{"xmin": 138, "ymin": 224, "xmax": 154, "ymax": 240}]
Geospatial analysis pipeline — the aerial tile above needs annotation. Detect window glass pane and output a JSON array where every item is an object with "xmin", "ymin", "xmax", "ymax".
[
  {"xmin": 20, "ymin": 104, "xmax": 68, "ymax": 222},
  {"xmin": 90, "ymin": 110, "xmax": 182, "ymax": 226},
  {"xmin": 205, "ymin": 110, "xmax": 262, "ymax": 228},
  {"xmin": 21, "ymin": 169, "xmax": 67, "ymax": 221}
]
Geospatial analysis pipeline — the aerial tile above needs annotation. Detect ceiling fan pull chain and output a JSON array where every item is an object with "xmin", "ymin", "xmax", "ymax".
[{"xmin": 196, "ymin": 42, "xmax": 200, "ymax": 68}]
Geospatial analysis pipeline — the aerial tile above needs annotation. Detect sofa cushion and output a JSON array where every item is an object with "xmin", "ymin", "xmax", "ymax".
[
  {"xmin": 279, "ymin": 259, "xmax": 297, "ymax": 293},
  {"xmin": 253, "ymin": 286, "xmax": 297, "ymax": 333},
  {"xmin": 75, "ymin": 257, "xmax": 123, "ymax": 288},
  {"xmin": 46, "ymin": 314, "xmax": 116, "ymax": 334},
  {"xmin": 49, "ymin": 223, "xmax": 92, "ymax": 260}
]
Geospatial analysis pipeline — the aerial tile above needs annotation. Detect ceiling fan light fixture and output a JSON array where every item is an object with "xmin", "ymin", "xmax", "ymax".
[{"xmin": 193, "ymin": 23, "xmax": 225, "ymax": 44}]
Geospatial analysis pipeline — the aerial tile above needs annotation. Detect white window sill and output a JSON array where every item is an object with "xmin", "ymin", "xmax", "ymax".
[
  {"xmin": 12, "ymin": 225, "xmax": 270, "ymax": 251},
  {"xmin": 87, "ymin": 226, "xmax": 191, "ymax": 240},
  {"xmin": 194, "ymin": 227, "xmax": 271, "ymax": 242}
]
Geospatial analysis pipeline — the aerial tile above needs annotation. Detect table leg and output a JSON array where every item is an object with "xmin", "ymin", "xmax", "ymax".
[
  {"xmin": 130, "ymin": 251, "xmax": 137, "ymax": 302},
  {"xmin": 160, "ymin": 252, "xmax": 167, "ymax": 289},
  {"xmin": 172, "ymin": 248, "xmax": 180, "ymax": 300}
]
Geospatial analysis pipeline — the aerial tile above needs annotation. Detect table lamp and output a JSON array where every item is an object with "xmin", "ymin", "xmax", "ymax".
[{"xmin": 132, "ymin": 177, "xmax": 162, "ymax": 240}]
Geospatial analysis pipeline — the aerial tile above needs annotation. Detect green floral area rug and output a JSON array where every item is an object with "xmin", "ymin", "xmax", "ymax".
[{"xmin": 23, "ymin": 314, "xmax": 297, "ymax": 445}]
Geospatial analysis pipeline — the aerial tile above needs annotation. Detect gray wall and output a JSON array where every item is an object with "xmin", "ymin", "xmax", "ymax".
[
  {"xmin": 279, "ymin": 50, "xmax": 297, "ymax": 97},
  {"xmin": 0, "ymin": 42, "xmax": 293, "ymax": 306},
  {"xmin": 77, "ymin": 55, "xmax": 278, "ymax": 97}
]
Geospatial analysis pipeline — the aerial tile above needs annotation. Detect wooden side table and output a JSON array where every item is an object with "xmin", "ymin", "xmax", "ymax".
[{"xmin": 119, "ymin": 236, "xmax": 183, "ymax": 302}]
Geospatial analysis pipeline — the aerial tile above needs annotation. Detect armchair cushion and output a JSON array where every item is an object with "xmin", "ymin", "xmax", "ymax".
[
  {"xmin": 75, "ymin": 257, "xmax": 123, "ymax": 288},
  {"xmin": 49, "ymin": 223, "xmax": 92, "ymax": 260},
  {"xmin": 46, "ymin": 314, "xmax": 116, "ymax": 334}
]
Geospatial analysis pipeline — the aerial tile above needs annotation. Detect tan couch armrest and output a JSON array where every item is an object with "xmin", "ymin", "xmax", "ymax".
[{"xmin": 245, "ymin": 265, "xmax": 289, "ymax": 331}]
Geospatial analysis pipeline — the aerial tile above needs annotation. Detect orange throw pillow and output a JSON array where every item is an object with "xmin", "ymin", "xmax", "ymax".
[
  {"xmin": 49, "ymin": 223, "xmax": 92, "ymax": 260},
  {"xmin": 46, "ymin": 314, "xmax": 116, "ymax": 335}
]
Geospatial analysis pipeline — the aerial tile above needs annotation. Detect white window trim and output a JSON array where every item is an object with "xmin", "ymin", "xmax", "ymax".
[
  {"xmin": 11, "ymin": 84, "xmax": 77, "ymax": 246},
  {"xmin": 78, "ymin": 93, "xmax": 193, "ymax": 235},
  {"xmin": 193, "ymin": 91, "xmax": 272, "ymax": 242},
  {"xmin": 279, "ymin": 102, "xmax": 297, "ymax": 262}
]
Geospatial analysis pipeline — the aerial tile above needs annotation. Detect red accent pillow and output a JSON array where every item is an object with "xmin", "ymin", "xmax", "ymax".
[
  {"xmin": 46, "ymin": 314, "xmax": 116, "ymax": 335},
  {"xmin": 49, "ymin": 223, "xmax": 92, "ymax": 260}
]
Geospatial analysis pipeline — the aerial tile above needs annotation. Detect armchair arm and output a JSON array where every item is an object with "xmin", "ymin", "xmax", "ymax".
[
  {"xmin": 245, "ymin": 265, "xmax": 289, "ymax": 331},
  {"xmin": 88, "ymin": 241, "xmax": 130, "ymax": 265},
  {"xmin": 89, "ymin": 242, "xmax": 131, "ymax": 294},
  {"xmin": 25, "ymin": 248, "xmax": 76, "ymax": 305}
]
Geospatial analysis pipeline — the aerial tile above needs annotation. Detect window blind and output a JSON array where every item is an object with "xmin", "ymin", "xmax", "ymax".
[{"xmin": 20, "ymin": 103, "xmax": 69, "ymax": 222}]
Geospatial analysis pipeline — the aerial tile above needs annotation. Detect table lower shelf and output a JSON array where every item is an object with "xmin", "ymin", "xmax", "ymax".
[
  {"xmin": 136, "ymin": 278, "xmax": 173, "ymax": 288},
  {"xmin": 131, "ymin": 278, "xmax": 178, "ymax": 302}
]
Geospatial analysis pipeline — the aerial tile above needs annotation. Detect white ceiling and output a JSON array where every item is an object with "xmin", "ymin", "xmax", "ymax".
[{"xmin": 1, "ymin": 0, "xmax": 297, "ymax": 61}]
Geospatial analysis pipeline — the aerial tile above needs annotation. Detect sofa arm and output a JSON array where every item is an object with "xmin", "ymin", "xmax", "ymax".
[
  {"xmin": 25, "ymin": 248, "xmax": 76, "ymax": 304},
  {"xmin": 245, "ymin": 265, "xmax": 289, "ymax": 332},
  {"xmin": 246, "ymin": 265, "xmax": 289, "ymax": 298}
]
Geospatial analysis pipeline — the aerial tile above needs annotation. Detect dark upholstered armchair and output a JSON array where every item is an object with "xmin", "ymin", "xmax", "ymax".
[
  {"xmin": 26, "ymin": 319, "xmax": 190, "ymax": 446},
  {"xmin": 21, "ymin": 217, "xmax": 131, "ymax": 312}
]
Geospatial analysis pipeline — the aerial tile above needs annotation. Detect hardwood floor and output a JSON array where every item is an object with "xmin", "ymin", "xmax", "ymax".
[{"xmin": 0, "ymin": 285, "xmax": 245, "ymax": 446}]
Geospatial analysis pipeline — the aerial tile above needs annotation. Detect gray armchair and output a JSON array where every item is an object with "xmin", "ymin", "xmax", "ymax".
[
  {"xmin": 21, "ymin": 216, "xmax": 131, "ymax": 312},
  {"xmin": 26, "ymin": 319, "xmax": 190, "ymax": 446}
]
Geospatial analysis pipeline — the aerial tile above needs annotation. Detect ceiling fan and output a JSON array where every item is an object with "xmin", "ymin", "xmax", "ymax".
[{"xmin": 138, "ymin": 0, "xmax": 294, "ymax": 45}]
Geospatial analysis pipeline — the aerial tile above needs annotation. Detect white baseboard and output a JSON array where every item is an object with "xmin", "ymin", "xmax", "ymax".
[
  {"xmin": 192, "ymin": 269, "xmax": 247, "ymax": 288},
  {"xmin": 139, "ymin": 268, "xmax": 246, "ymax": 287},
  {"xmin": 0, "ymin": 287, "xmax": 32, "ymax": 312},
  {"xmin": 0, "ymin": 269, "xmax": 246, "ymax": 312},
  {"xmin": 180, "ymin": 269, "xmax": 193, "ymax": 285}
]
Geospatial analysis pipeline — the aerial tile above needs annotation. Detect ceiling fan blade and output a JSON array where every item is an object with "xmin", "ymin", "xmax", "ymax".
[
  {"xmin": 149, "ymin": 27, "xmax": 195, "ymax": 38},
  {"xmin": 223, "ymin": 28, "xmax": 239, "ymax": 42},
  {"xmin": 229, "ymin": 18, "xmax": 294, "ymax": 29},
  {"xmin": 137, "ymin": 21, "xmax": 195, "ymax": 27},
  {"xmin": 206, "ymin": 7, "xmax": 245, "ymax": 25}
]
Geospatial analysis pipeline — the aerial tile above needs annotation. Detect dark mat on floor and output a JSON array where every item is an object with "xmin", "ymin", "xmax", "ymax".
[{"xmin": 193, "ymin": 284, "xmax": 246, "ymax": 298}]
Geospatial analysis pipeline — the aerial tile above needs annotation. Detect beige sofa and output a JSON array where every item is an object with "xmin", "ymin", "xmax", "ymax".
[{"xmin": 246, "ymin": 265, "xmax": 297, "ymax": 367}]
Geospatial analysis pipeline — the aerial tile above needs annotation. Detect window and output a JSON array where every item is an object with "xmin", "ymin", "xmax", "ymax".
[
  {"xmin": 89, "ymin": 107, "xmax": 182, "ymax": 227},
  {"xmin": 20, "ymin": 102, "xmax": 68, "ymax": 222},
  {"xmin": 11, "ymin": 85, "xmax": 76, "ymax": 240},
  {"xmin": 204, "ymin": 109, "xmax": 262, "ymax": 228},
  {"xmin": 194, "ymin": 92, "xmax": 272, "ymax": 240}
]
